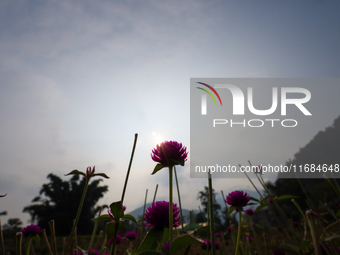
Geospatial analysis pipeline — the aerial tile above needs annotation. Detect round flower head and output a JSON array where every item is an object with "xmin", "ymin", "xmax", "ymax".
[
  {"xmin": 226, "ymin": 190, "xmax": 250, "ymax": 207},
  {"xmin": 108, "ymin": 234, "xmax": 122, "ymax": 245},
  {"xmin": 292, "ymin": 221, "xmax": 299, "ymax": 227},
  {"xmin": 226, "ymin": 226, "xmax": 232, "ymax": 232},
  {"xmin": 144, "ymin": 201, "xmax": 180, "ymax": 229},
  {"xmin": 163, "ymin": 242, "xmax": 170, "ymax": 251},
  {"xmin": 245, "ymin": 237, "xmax": 254, "ymax": 243},
  {"xmin": 245, "ymin": 208, "xmax": 254, "ymax": 216},
  {"xmin": 272, "ymin": 250, "xmax": 285, "ymax": 255},
  {"xmin": 88, "ymin": 250, "xmax": 100, "ymax": 255},
  {"xmin": 215, "ymin": 232, "xmax": 222, "ymax": 237},
  {"xmin": 21, "ymin": 224, "xmax": 41, "ymax": 237},
  {"xmin": 151, "ymin": 141, "xmax": 188, "ymax": 167},
  {"xmin": 125, "ymin": 231, "xmax": 138, "ymax": 241},
  {"xmin": 201, "ymin": 239, "xmax": 211, "ymax": 250}
]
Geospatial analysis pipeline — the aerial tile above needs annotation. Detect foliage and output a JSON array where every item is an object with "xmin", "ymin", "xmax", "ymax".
[{"xmin": 23, "ymin": 173, "xmax": 108, "ymax": 236}]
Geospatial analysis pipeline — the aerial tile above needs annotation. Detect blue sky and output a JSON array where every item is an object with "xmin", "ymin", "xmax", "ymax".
[{"xmin": 1, "ymin": 0, "xmax": 340, "ymax": 225}]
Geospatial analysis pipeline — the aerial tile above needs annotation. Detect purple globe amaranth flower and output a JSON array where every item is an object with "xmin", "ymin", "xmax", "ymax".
[
  {"xmin": 245, "ymin": 237, "xmax": 254, "ymax": 243},
  {"xmin": 292, "ymin": 221, "xmax": 299, "ymax": 227},
  {"xmin": 125, "ymin": 231, "xmax": 138, "ymax": 241},
  {"xmin": 226, "ymin": 226, "xmax": 232, "ymax": 232},
  {"xmin": 268, "ymin": 198, "xmax": 274, "ymax": 204},
  {"xmin": 108, "ymin": 234, "xmax": 122, "ymax": 245},
  {"xmin": 272, "ymin": 250, "xmax": 286, "ymax": 255},
  {"xmin": 88, "ymin": 249, "xmax": 100, "ymax": 255},
  {"xmin": 163, "ymin": 242, "xmax": 170, "ymax": 251},
  {"xmin": 215, "ymin": 232, "xmax": 222, "ymax": 237},
  {"xmin": 200, "ymin": 240, "xmax": 220, "ymax": 250},
  {"xmin": 144, "ymin": 201, "xmax": 180, "ymax": 229},
  {"xmin": 226, "ymin": 190, "xmax": 251, "ymax": 207},
  {"xmin": 151, "ymin": 141, "xmax": 188, "ymax": 168},
  {"xmin": 245, "ymin": 208, "xmax": 254, "ymax": 216},
  {"xmin": 21, "ymin": 224, "xmax": 41, "ymax": 237}
]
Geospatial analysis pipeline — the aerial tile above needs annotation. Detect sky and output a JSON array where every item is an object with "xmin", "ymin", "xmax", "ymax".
[{"xmin": 1, "ymin": 0, "xmax": 340, "ymax": 226}]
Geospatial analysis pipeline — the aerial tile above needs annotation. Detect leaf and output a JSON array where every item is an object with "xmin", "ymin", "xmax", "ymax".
[
  {"xmin": 228, "ymin": 206, "xmax": 235, "ymax": 215},
  {"xmin": 250, "ymin": 196, "xmax": 260, "ymax": 202},
  {"xmin": 110, "ymin": 201, "xmax": 124, "ymax": 220},
  {"xmin": 65, "ymin": 170, "xmax": 85, "ymax": 177},
  {"xmin": 195, "ymin": 226, "xmax": 209, "ymax": 233},
  {"xmin": 255, "ymin": 203, "xmax": 269, "ymax": 212},
  {"xmin": 138, "ymin": 218, "xmax": 144, "ymax": 223},
  {"xmin": 31, "ymin": 235, "xmax": 40, "ymax": 245},
  {"xmin": 246, "ymin": 202, "xmax": 258, "ymax": 205},
  {"xmin": 97, "ymin": 214, "xmax": 112, "ymax": 221},
  {"xmin": 0, "ymin": 193, "xmax": 7, "ymax": 197},
  {"xmin": 171, "ymin": 159, "xmax": 185, "ymax": 166},
  {"xmin": 137, "ymin": 228, "xmax": 164, "ymax": 253},
  {"xmin": 323, "ymin": 232, "xmax": 340, "ymax": 241},
  {"xmin": 277, "ymin": 195, "xmax": 299, "ymax": 200},
  {"xmin": 151, "ymin": 164, "xmax": 166, "ymax": 175},
  {"xmin": 161, "ymin": 228, "xmax": 169, "ymax": 243},
  {"xmin": 93, "ymin": 173, "xmax": 110, "ymax": 179},
  {"xmin": 106, "ymin": 221, "xmax": 116, "ymax": 240},
  {"xmin": 171, "ymin": 234, "xmax": 203, "ymax": 254},
  {"xmin": 122, "ymin": 214, "xmax": 138, "ymax": 224}
]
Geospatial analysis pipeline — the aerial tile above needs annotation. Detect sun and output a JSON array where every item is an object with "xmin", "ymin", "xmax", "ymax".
[{"xmin": 152, "ymin": 132, "xmax": 164, "ymax": 145}]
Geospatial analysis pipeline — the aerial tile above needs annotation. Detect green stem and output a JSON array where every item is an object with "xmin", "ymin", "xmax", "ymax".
[
  {"xmin": 142, "ymin": 189, "xmax": 148, "ymax": 235},
  {"xmin": 16, "ymin": 232, "xmax": 22, "ymax": 255},
  {"xmin": 42, "ymin": 229, "xmax": 53, "ymax": 255},
  {"xmin": 169, "ymin": 166, "xmax": 173, "ymax": 244},
  {"xmin": 152, "ymin": 184, "xmax": 159, "ymax": 204},
  {"xmin": 306, "ymin": 210, "xmax": 321, "ymax": 255},
  {"xmin": 235, "ymin": 210, "xmax": 242, "ymax": 255},
  {"xmin": 49, "ymin": 220, "xmax": 57, "ymax": 255},
  {"xmin": 109, "ymin": 222, "xmax": 119, "ymax": 255},
  {"xmin": 88, "ymin": 208, "xmax": 103, "ymax": 250},
  {"xmin": 25, "ymin": 237, "xmax": 32, "ymax": 255},
  {"xmin": 121, "ymin": 133, "xmax": 138, "ymax": 204},
  {"xmin": 208, "ymin": 172, "xmax": 216, "ymax": 255},
  {"xmin": 174, "ymin": 166, "xmax": 184, "ymax": 232},
  {"xmin": 64, "ymin": 177, "xmax": 90, "ymax": 254}
]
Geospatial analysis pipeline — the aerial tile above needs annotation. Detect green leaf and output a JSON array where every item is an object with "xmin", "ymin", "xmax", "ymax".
[
  {"xmin": 277, "ymin": 195, "xmax": 299, "ymax": 200},
  {"xmin": 161, "ymin": 228, "xmax": 169, "ymax": 243},
  {"xmin": 97, "ymin": 214, "xmax": 112, "ymax": 221},
  {"xmin": 171, "ymin": 234, "xmax": 203, "ymax": 254},
  {"xmin": 65, "ymin": 170, "xmax": 85, "ymax": 177},
  {"xmin": 122, "ymin": 214, "xmax": 138, "ymax": 224},
  {"xmin": 92, "ymin": 173, "xmax": 110, "ymax": 179},
  {"xmin": 171, "ymin": 159, "xmax": 185, "ymax": 166},
  {"xmin": 250, "ymin": 196, "xmax": 260, "ymax": 202},
  {"xmin": 195, "ymin": 226, "xmax": 209, "ymax": 233},
  {"xmin": 228, "ymin": 206, "xmax": 235, "ymax": 215},
  {"xmin": 137, "ymin": 228, "xmax": 164, "ymax": 253},
  {"xmin": 151, "ymin": 164, "xmax": 166, "ymax": 175},
  {"xmin": 138, "ymin": 218, "xmax": 144, "ymax": 223},
  {"xmin": 31, "ymin": 235, "xmax": 40, "ymax": 245},
  {"xmin": 106, "ymin": 221, "xmax": 116, "ymax": 240},
  {"xmin": 110, "ymin": 201, "xmax": 124, "ymax": 220},
  {"xmin": 253, "ymin": 224, "xmax": 264, "ymax": 229},
  {"xmin": 246, "ymin": 202, "xmax": 258, "ymax": 205},
  {"xmin": 324, "ymin": 232, "xmax": 340, "ymax": 241},
  {"xmin": 255, "ymin": 203, "xmax": 269, "ymax": 212}
]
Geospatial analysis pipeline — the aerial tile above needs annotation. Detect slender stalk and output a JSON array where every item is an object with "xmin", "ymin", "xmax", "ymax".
[
  {"xmin": 121, "ymin": 133, "xmax": 138, "ymax": 204},
  {"xmin": 306, "ymin": 210, "xmax": 321, "ymax": 255},
  {"xmin": 291, "ymin": 199, "xmax": 307, "ymax": 223},
  {"xmin": 42, "ymin": 229, "xmax": 53, "ymax": 255},
  {"xmin": 0, "ymin": 217, "xmax": 5, "ymax": 255},
  {"xmin": 88, "ymin": 208, "xmax": 103, "ymax": 250},
  {"xmin": 109, "ymin": 223, "xmax": 119, "ymax": 255},
  {"xmin": 169, "ymin": 166, "xmax": 173, "ymax": 244},
  {"xmin": 174, "ymin": 166, "xmax": 184, "ymax": 232},
  {"xmin": 221, "ymin": 190, "xmax": 228, "ymax": 209},
  {"xmin": 208, "ymin": 171, "xmax": 216, "ymax": 255},
  {"xmin": 142, "ymin": 189, "xmax": 148, "ymax": 235},
  {"xmin": 152, "ymin": 184, "xmax": 159, "ymax": 204},
  {"xmin": 16, "ymin": 232, "xmax": 22, "ymax": 255},
  {"xmin": 49, "ymin": 220, "xmax": 58, "ymax": 255},
  {"xmin": 25, "ymin": 237, "xmax": 32, "ymax": 255},
  {"xmin": 235, "ymin": 210, "xmax": 242, "ymax": 255},
  {"xmin": 64, "ymin": 177, "xmax": 90, "ymax": 254}
]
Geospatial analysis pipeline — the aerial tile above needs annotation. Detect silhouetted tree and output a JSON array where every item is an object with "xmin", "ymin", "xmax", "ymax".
[
  {"xmin": 197, "ymin": 186, "xmax": 222, "ymax": 229},
  {"xmin": 2, "ymin": 218, "xmax": 23, "ymax": 238},
  {"xmin": 23, "ymin": 173, "xmax": 108, "ymax": 236}
]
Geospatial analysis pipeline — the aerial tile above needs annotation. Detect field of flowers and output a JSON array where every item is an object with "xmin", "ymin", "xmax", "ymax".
[{"xmin": 1, "ymin": 134, "xmax": 340, "ymax": 255}]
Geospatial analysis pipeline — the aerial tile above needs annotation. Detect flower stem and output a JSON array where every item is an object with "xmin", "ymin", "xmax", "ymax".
[
  {"xmin": 152, "ymin": 184, "xmax": 158, "ymax": 204},
  {"xmin": 174, "ymin": 166, "xmax": 184, "ymax": 232},
  {"xmin": 121, "ymin": 133, "xmax": 138, "ymax": 204},
  {"xmin": 25, "ymin": 237, "xmax": 32, "ymax": 255},
  {"xmin": 208, "ymin": 172, "xmax": 216, "ymax": 255},
  {"xmin": 235, "ymin": 210, "xmax": 242, "ymax": 255},
  {"xmin": 169, "ymin": 166, "xmax": 173, "ymax": 244},
  {"xmin": 16, "ymin": 232, "xmax": 22, "ymax": 255},
  {"xmin": 64, "ymin": 177, "xmax": 90, "ymax": 254}
]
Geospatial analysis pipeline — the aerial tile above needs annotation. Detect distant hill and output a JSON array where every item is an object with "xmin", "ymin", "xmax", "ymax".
[{"xmin": 267, "ymin": 115, "xmax": 340, "ymax": 219}]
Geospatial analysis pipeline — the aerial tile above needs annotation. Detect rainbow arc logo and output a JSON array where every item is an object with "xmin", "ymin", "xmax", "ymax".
[{"xmin": 196, "ymin": 82, "xmax": 223, "ymax": 106}]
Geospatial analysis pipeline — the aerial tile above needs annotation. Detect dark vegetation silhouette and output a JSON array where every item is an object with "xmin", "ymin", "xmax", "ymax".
[
  {"xmin": 23, "ymin": 173, "xmax": 108, "ymax": 236},
  {"xmin": 266, "ymin": 115, "xmax": 340, "ymax": 220}
]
